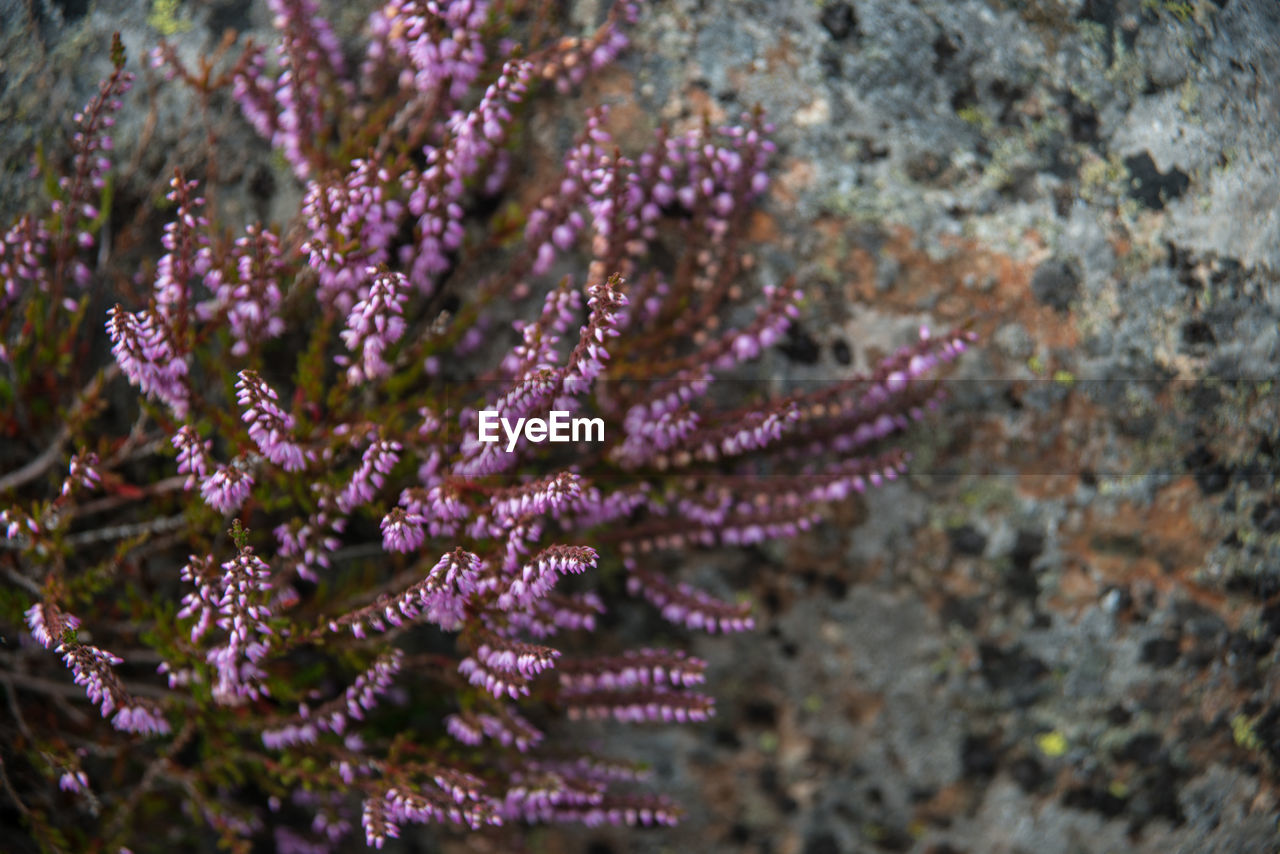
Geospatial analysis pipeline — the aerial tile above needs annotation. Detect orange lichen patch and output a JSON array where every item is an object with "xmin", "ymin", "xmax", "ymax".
[
  {"xmin": 1044, "ymin": 560, "xmax": 1104, "ymax": 614},
  {"xmin": 908, "ymin": 527, "xmax": 988, "ymax": 603},
  {"xmin": 773, "ymin": 158, "xmax": 816, "ymax": 207},
  {"xmin": 911, "ymin": 782, "xmax": 968, "ymax": 828},
  {"xmin": 947, "ymin": 398, "xmax": 1109, "ymax": 487},
  {"xmin": 1107, "ymin": 229, "xmax": 1133, "ymax": 260},
  {"xmin": 842, "ymin": 688, "xmax": 886, "ymax": 728},
  {"xmin": 747, "ymin": 209, "xmax": 780, "ymax": 244},
  {"xmin": 815, "ymin": 222, "xmax": 1078, "ymax": 351},
  {"xmin": 1014, "ymin": 474, "xmax": 1084, "ymax": 500},
  {"xmin": 1060, "ymin": 477, "xmax": 1229, "ymax": 620},
  {"xmin": 680, "ymin": 85, "xmax": 729, "ymax": 127},
  {"xmin": 763, "ymin": 33, "xmax": 799, "ymax": 75},
  {"xmin": 586, "ymin": 67, "xmax": 651, "ymax": 146}
]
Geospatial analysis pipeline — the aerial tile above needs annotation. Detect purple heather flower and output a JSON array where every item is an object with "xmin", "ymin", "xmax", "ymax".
[
  {"xmin": 0, "ymin": 216, "xmax": 50, "ymax": 310},
  {"xmin": 338, "ymin": 269, "xmax": 408, "ymax": 384},
  {"xmin": 553, "ymin": 794, "xmax": 681, "ymax": 828},
  {"xmin": 457, "ymin": 655, "xmax": 526, "ymax": 699},
  {"xmin": 497, "ymin": 544, "xmax": 596, "ymax": 611},
  {"xmin": 561, "ymin": 277, "xmax": 627, "ymax": 397},
  {"xmin": 240, "ymin": 0, "xmax": 350, "ymax": 179},
  {"xmin": 25, "ymin": 602, "xmax": 81, "ymax": 649},
  {"xmin": 172, "ymin": 425, "xmax": 212, "ymax": 489},
  {"xmin": 341, "ymin": 649, "xmax": 403, "ymax": 721},
  {"xmin": 364, "ymin": 0, "xmax": 491, "ymax": 106},
  {"xmin": 231, "ymin": 43, "xmax": 277, "ymax": 142},
  {"xmin": 153, "ymin": 174, "xmax": 211, "ymax": 321},
  {"xmin": 382, "ymin": 780, "xmax": 489, "ymax": 829},
  {"xmin": 624, "ymin": 560, "xmax": 755, "ymax": 634},
  {"xmin": 106, "ymin": 305, "xmax": 189, "ymax": 418},
  {"xmin": 557, "ymin": 649, "xmax": 706, "ymax": 694},
  {"xmin": 446, "ymin": 707, "xmax": 543, "ymax": 752},
  {"xmin": 58, "ymin": 642, "xmax": 124, "ymax": 716},
  {"xmin": 328, "ymin": 549, "xmax": 480, "ymax": 637},
  {"xmin": 0, "ymin": 3, "xmax": 986, "ymax": 842},
  {"xmin": 405, "ymin": 58, "xmax": 531, "ymax": 290},
  {"xmin": 59, "ymin": 769, "xmax": 90, "ymax": 794},
  {"xmin": 236, "ymin": 370, "xmax": 307, "ymax": 471},
  {"xmin": 336, "ymin": 436, "xmax": 401, "ymax": 513},
  {"xmin": 180, "ymin": 544, "xmax": 275, "ymax": 706},
  {"xmin": 60, "ymin": 451, "xmax": 102, "ymax": 497},
  {"xmin": 1, "ymin": 508, "xmax": 40, "ymax": 544},
  {"xmin": 475, "ymin": 638, "xmax": 560, "ymax": 681},
  {"xmin": 198, "ymin": 224, "xmax": 286, "ymax": 356},
  {"xmin": 380, "ymin": 507, "xmax": 425, "ymax": 553},
  {"xmin": 498, "ymin": 591, "xmax": 607, "ymax": 639},
  {"xmin": 54, "ymin": 639, "xmax": 169, "ymax": 734},
  {"xmin": 501, "ymin": 282, "xmax": 582, "ymax": 376},
  {"xmin": 177, "ymin": 555, "xmax": 219, "ymax": 644},
  {"xmin": 275, "ymin": 502, "xmax": 345, "ymax": 582},
  {"xmin": 112, "ymin": 702, "xmax": 171, "ymax": 736},
  {"xmin": 53, "ymin": 50, "xmax": 133, "ymax": 288},
  {"xmin": 564, "ymin": 686, "xmax": 715, "ymax": 724},
  {"xmin": 361, "ymin": 797, "xmax": 398, "ymax": 849},
  {"xmin": 199, "ymin": 458, "xmax": 256, "ymax": 515},
  {"xmin": 302, "ymin": 163, "xmax": 404, "ymax": 311},
  {"xmin": 490, "ymin": 473, "xmax": 583, "ymax": 526},
  {"xmin": 260, "ymin": 719, "xmax": 319, "ymax": 751},
  {"xmin": 262, "ymin": 650, "xmax": 403, "ymax": 749},
  {"xmin": 712, "ymin": 284, "xmax": 803, "ymax": 369},
  {"xmin": 399, "ymin": 482, "xmax": 469, "ymax": 538}
]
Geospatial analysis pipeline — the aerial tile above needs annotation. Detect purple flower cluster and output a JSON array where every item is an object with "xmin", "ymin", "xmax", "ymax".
[
  {"xmin": 59, "ymin": 769, "xmax": 90, "ymax": 795},
  {"xmin": 106, "ymin": 304, "xmax": 189, "ymax": 418},
  {"xmin": 565, "ymin": 688, "xmax": 715, "ymax": 724},
  {"xmin": 199, "ymin": 224, "xmax": 286, "ymax": 355},
  {"xmin": 172, "ymin": 425, "xmax": 211, "ymax": 488},
  {"xmin": 406, "ymin": 59, "xmax": 531, "ymax": 288},
  {"xmin": 302, "ymin": 162, "xmax": 404, "ymax": 310},
  {"xmin": 53, "ymin": 38, "xmax": 134, "ymax": 289},
  {"xmin": 153, "ymin": 174, "xmax": 211, "ymax": 322},
  {"xmin": 241, "ymin": 0, "xmax": 350, "ymax": 180},
  {"xmin": 0, "ymin": 216, "xmax": 50, "ymax": 312},
  {"xmin": 557, "ymin": 648, "xmax": 707, "ymax": 692},
  {"xmin": 178, "ymin": 542, "xmax": 276, "ymax": 706},
  {"xmin": 262, "ymin": 650, "xmax": 404, "ymax": 749},
  {"xmin": 54, "ymin": 638, "xmax": 171, "ymax": 736},
  {"xmin": 61, "ymin": 451, "xmax": 101, "ymax": 497},
  {"xmin": 446, "ymin": 706, "xmax": 543, "ymax": 752},
  {"xmin": 1, "ymin": 3, "xmax": 979, "ymax": 849},
  {"xmin": 25, "ymin": 602, "xmax": 80, "ymax": 649},
  {"xmin": 624, "ymin": 560, "xmax": 756, "ymax": 633},
  {"xmin": 1, "ymin": 508, "xmax": 40, "ymax": 545},
  {"xmin": 555, "ymin": 650, "xmax": 715, "ymax": 721},
  {"xmin": 364, "ymin": 0, "xmax": 492, "ymax": 106},
  {"xmin": 336, "ymin": 434, "xmax": 401, "ymax": 513},
  {"xmin": 327, "ymin": 549, "xmax": 481, "ymax": 637},
  {"xmin": 237, "ymin": 370, "xmax": 307, "ymax": 471},
  {"xmin": 200, "ymin": 456, "xmax": 257, "ymax": 515},
  {"xmin": 495, "ymin": 544, "xmax": 596, "ymax": 611},
  {"xmin": 338, "ymin": 269, "xmax": 408, "ymax": 384}
]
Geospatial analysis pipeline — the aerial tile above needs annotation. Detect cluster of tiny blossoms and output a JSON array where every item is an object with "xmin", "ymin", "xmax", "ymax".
[{"xmin": 0, "ymin": 2, "xmax": 975, "ymax": 851}]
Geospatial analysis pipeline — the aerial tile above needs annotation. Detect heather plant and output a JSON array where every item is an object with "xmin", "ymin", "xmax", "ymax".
[{"xmin": 0, "ymin": 2, "xmax": 974, "ymax": 851}]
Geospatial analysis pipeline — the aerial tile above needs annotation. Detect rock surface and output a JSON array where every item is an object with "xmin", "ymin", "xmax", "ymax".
[
  {"xmin": 550, "ymin": 2, "xmax": 1280, "ymax": 853},
  {"xmin": 4, "ymin": 1, "xmax": 1279, "ymax": 852}
]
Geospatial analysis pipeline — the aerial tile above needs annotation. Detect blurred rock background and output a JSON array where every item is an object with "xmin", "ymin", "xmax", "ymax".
[{"xmin": 3, "ymin": 1, "xmax": 1278, "ymax": 852}]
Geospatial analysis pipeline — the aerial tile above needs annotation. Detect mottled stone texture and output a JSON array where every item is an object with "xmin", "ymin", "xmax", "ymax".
[
  {"xmin": 4, "ymin": 0, "xmax": 1280, "ymax": 852},
  {"xmin": 554, "ymin": 2, "xmax": 1280, "ymax": 853}
]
